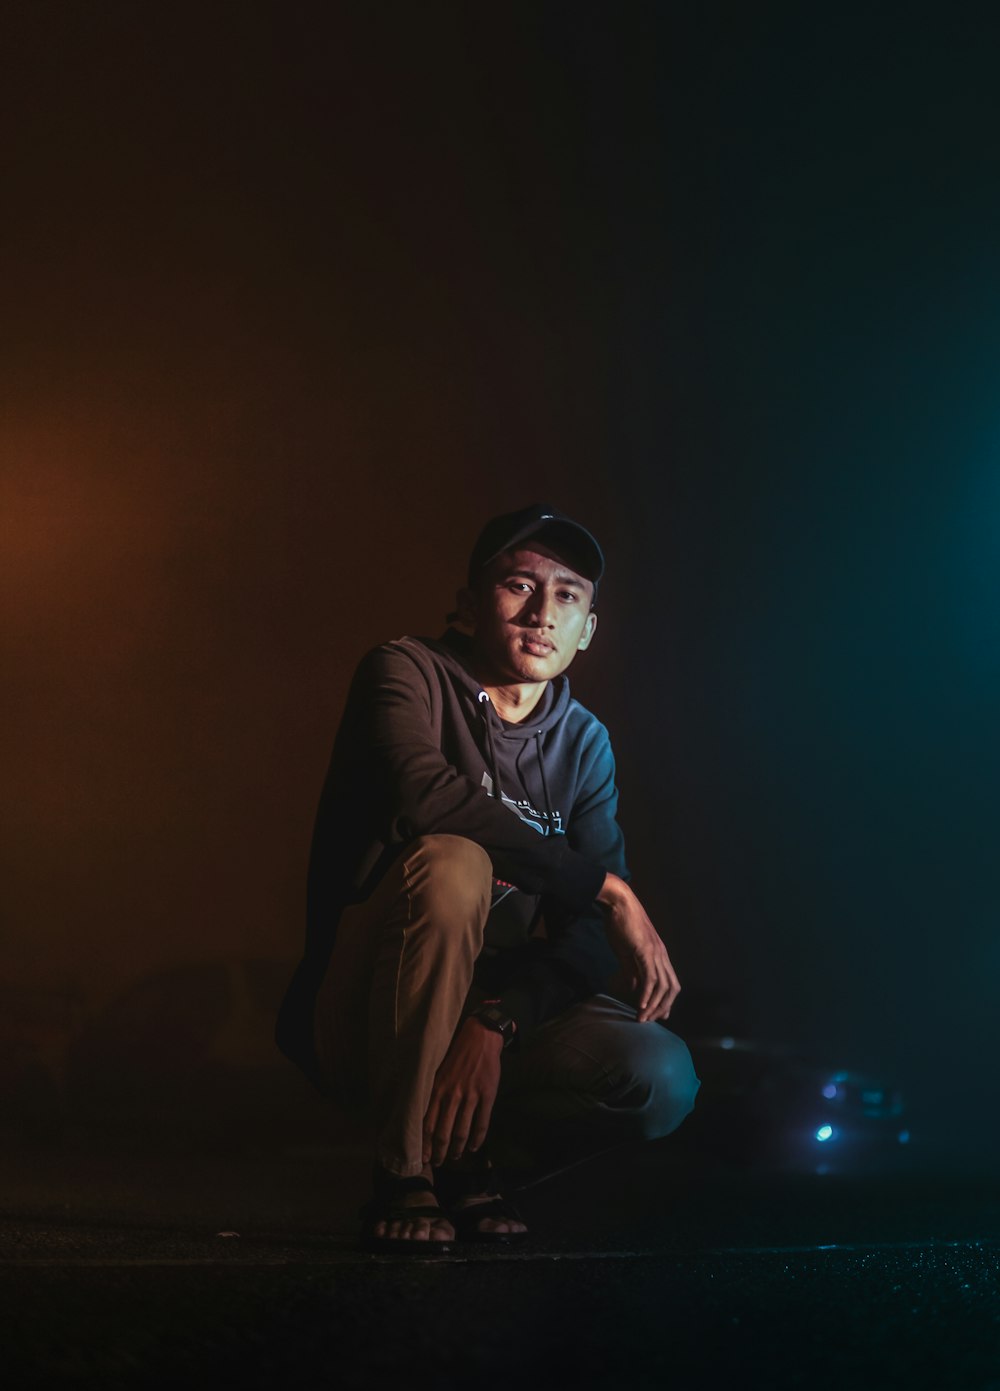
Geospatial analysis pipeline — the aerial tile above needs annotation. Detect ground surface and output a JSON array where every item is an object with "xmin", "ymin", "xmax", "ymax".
[{"xmin": 2, "ymin": 1141, "xmax": 999, "ymax": 1390}]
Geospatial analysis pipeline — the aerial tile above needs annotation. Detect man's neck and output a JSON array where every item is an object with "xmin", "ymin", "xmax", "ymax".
[{"xmin": 479, "ymin": 680, "xmax": 546, "ymax": 725}]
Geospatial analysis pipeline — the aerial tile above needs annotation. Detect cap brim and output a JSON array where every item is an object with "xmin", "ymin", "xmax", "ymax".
[{"xmin": 483, "ymin": 518, "xmax": 604, "ymax": 583}]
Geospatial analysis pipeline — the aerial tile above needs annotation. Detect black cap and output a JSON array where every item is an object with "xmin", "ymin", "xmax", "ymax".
[{"xmin": 467, "ymin": 503, "xmax": 605, "ymax": 603}]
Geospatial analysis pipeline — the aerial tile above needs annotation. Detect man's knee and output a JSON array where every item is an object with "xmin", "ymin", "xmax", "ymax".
[
  {"xmin": 616, "ymin": 1024, "xmax": 701, "ymax": 1141},
  {"xmin": 402, "ymin": 834, "xmax": 493, "ymax": 927}
]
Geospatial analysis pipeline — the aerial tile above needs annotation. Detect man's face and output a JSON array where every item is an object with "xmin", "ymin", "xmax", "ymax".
[{"xmin": 463, "ymin": 543, "xmax": 598, "ymax": 685}]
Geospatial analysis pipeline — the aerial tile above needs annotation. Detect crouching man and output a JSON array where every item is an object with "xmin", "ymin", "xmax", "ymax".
[{"xmin": 277, "ymin": 504, "xmax": 700, "ymax": 1250}]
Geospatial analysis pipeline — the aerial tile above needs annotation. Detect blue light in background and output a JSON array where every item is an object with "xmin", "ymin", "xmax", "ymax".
[
  {"xmin": 815, "ymin": 1125, "xmax": 834, "ymax": 1142},
  {"xmin": 822, "ymin": 1083, "xmax": 838, "ymax": 1100},
  {"xmin": 898, "ymin": 1130, "xmax": 910, "ymax": 1145}
]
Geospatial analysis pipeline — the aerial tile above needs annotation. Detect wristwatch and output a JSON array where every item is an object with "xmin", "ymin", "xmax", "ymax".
[{"xmin": 472, "ymin": 1003, "xmax": 518, "ymax": 1050}]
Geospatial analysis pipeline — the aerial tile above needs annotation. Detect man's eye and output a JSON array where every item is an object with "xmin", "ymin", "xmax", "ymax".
[{"xmin": 559, "ymin": 591, "xmax": 578, "ymax": 602}]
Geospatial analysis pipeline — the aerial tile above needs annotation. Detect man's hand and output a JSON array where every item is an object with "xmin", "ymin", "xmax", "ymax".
[
  {"xmin": 422, "ymin": 1017, "xmax": 504, "ymax": 1166},
  {"xmin": 597, "ymin": 873, "xmax": 681, "ymax": 1023}
]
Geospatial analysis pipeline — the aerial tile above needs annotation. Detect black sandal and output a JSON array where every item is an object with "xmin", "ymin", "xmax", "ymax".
[
  {"xmin": 359, "ymin": 1169, "xmax": 454, "ymax": 1255},
  {"xmin": 435, "ymin": 1165, "xmax": 528, "ymax": 1245}
]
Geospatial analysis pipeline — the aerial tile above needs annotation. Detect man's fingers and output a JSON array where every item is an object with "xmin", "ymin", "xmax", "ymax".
[
  {"xmin": 430, "ymin": 1091, "xmax": 462, "ymax": 1166},
  {"xmin": 635, "ymin": 951, "xmax": 654, "ymax": 1011},
  {"xmin": 449, "ymin": 1098, "xmax": 479, "ymax": 1162},
  {"xmin": 423, "ymin": 1021, "xmax": 504, "ymax": 1162},
  {"xmin": 652, "ymin": 959, "xmax": 674, "ymax": 1014},
  {"xmin": 468, "ymin": 1090, "xmax": 496, "ymax": 1154},
  {"xmin": 637, "ymin": 947, "xmax": 680, "ymax": 1022},
  {"xmin": 608, "ymin": 903, "xmax": 681, "ymax": 1023},
  {"xmin": 644, "ymin": 968, "xmax": 682, "ymax": 1023},
  {"xmin": 635, "ymin": 949, "xmax": 666, "ymax": 1018},
  {"xmin": 638, "ymin": 967, "xmax": 666, "ymax": 1021}
]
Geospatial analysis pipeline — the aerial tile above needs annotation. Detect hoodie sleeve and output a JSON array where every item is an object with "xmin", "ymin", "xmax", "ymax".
[
  {"xmin": 497, "ymin": 721, "xmax": 626, "ymax": 1038},
  {"xmin": 347, "ymin": 643, "xmax": 608, "ymax": 913}
]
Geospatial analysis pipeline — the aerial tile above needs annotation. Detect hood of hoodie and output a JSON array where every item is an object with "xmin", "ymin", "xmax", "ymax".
[
  {"xmin": 394, "ymin": 627, "xmax": 574, "ymax": 839},
  {"xmin": 419, "ymin": 628, "xmax": 573, "ymax": 734}
]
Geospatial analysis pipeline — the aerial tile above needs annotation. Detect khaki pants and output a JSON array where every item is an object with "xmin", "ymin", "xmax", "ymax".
[{"xmin": 314, "ymin": 835, "xmax": 700, "ymax": 1177}]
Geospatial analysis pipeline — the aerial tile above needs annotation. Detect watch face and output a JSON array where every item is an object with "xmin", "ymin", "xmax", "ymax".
[{"xmin": 477, "ymin": 1006, "xmax": 515, "ymax": 1042}]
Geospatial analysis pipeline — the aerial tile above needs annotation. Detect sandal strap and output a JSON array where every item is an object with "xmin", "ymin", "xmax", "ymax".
[
  {"xmin": 371, "ymin": 1167, "xmax": 436, "ymax": 1200},
  {"xmin": 434, "ymin": 1166, "xmax": 502, "ymax": 1204},
  {"xmin": 360, "ymin": 1200, "xmax": 447, "ymax": 1223},
  {"xmin": 450, "ymin": 1195, "xmax": 524, "ymax": 1235}
]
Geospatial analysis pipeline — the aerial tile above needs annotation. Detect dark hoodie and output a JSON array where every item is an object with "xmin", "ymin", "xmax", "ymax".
[{"xmin": 276, "ymin": 627, "xmax": 627, "ymax": 1089}]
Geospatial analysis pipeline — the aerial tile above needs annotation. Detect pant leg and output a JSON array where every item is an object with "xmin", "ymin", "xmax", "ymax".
[
  {"xmin": 490, "ymin": 994, "xmax": 701, "ymax": 1179},
  {"xmin": 313, "ymin": 834, "xmax": 493, "ymax": 1177}
]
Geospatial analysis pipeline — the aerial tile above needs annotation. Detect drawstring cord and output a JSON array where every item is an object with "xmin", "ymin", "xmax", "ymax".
[
  {"xmin": 477, "ymin": 690, "xmax": 503, "ymax": 799},
  {"xmin": 479, "ymin": 691, "xmax": 555, "ymax": 831},
  {"xmin": 535, "ymin": 732, "xmax": 554, "ymax": 828}
]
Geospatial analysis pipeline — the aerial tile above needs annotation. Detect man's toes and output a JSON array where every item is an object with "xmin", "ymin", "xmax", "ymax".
[
  {"xmin": 370, "ymin": 1201, "xmax": 454, "ymax": 1243},
  {"xmin": 476, "ymin": 1216, "xmax": 527, "ymax": 1235},
  {"xmin": 400, "ymin": 1216, "xmax": 454, "ymax": 1242}
]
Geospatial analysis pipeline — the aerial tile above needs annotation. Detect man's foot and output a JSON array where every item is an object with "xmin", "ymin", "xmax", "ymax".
[
  {"xmin": 450, "ymin": 1190, "xmax": 528, "ymax": 1240},
  {"xmin": 361, "ymin": 1165, "xmax": 455, "ymax": 1252},
  {"xmin": 435, "ymin": 1160, "xmax": 528, "ymax": 1242}
]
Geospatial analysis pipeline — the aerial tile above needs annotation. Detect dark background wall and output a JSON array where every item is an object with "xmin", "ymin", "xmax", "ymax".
[{"xmin": 3, "ymin": 2, "xmax": 997, "ymax": 1160}]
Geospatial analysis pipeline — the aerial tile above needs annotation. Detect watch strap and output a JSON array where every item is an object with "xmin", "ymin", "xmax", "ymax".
[{"xmin": 472, "ymin": 1003, "xmax": 517, "ymax": 1049}]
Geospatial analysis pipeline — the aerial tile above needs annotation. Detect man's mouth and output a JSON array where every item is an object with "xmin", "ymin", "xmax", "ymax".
[{"xmin": 521, "ymin": 636, "xmax": 555, "ymax": 655}]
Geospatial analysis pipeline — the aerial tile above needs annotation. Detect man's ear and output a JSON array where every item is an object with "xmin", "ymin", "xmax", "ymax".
[
  {"xmin": 576, "ymin": 610, "xmax": 598, "ymax": 651},
  {"xmin": 453, "ymin": 586, "xmax": 478, "ymax": 630}
]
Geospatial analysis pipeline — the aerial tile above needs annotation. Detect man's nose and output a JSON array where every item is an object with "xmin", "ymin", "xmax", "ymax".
[{"xmin": 525, "ymin": 588, "xmax": 557, "ymax": 626}]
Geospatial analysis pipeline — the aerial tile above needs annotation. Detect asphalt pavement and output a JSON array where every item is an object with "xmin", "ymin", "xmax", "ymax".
[{"xmin": 3, "ymin": 1137, "xmax": 999, "ymax": 1390}]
